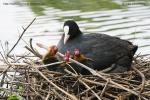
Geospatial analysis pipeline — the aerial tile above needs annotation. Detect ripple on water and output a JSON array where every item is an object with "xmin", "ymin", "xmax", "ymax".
[{"xmin": 0, "ymin": 1, "xmax": 150, "ymax": 56}]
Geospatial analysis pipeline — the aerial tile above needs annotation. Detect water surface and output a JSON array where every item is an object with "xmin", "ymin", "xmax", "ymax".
[{"xmin": 0, "ymin": 0, "xmax": 150, "ymax": 57}]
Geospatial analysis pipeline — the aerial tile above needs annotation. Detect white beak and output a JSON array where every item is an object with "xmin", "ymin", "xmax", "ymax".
[
  {"xmin": 64, "ymin": 34, "xmax": 70, "ymax": 44},
  {"xmin": 63, "ymin": 25, "xmax": 70, "ymax": 44}
]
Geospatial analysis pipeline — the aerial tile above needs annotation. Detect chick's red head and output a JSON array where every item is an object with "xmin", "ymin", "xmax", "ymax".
[
  {"xmin": 74, "ymin": 48, "xmax": 80, "ymax": 57},
  {"xmin": 63, "ymin": 51, "xmax": 71, "ymax": 62},
  {"xmin": 48, "ymin": 45, "xmax": 58, "ymax": 56}
]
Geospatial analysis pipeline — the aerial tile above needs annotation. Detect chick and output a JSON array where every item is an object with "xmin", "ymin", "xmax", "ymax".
[
  {"xmin": 42, "ymin": 45, "xmax": 59, "ymax": 71},
  {"xmin": 73, "ymin": 48, "xmax": 93, "ymax": 62}
]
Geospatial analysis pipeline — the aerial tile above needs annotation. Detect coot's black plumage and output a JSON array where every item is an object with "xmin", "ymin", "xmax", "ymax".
[{"xmin": 57, "ymin": 20, "xmax": 138, "ymax": 74}]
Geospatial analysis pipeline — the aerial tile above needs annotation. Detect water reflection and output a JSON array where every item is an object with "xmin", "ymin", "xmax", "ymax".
[{"xmin": 0, "ymin": 0, "xmax": 150, "ymax": 57}]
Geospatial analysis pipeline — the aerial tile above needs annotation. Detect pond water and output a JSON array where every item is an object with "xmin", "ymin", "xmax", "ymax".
[{"xmin": 0, "ymin": 0, "xmax": 150, "ymax": 57}]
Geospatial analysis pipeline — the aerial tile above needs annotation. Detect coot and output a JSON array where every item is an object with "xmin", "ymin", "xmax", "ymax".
[{"xmin": 57, "ymin": 20, "xmax": 138, "ymax": 74}]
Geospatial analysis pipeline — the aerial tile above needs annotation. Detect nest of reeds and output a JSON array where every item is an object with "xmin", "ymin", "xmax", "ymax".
[{"xmin": 0, "ymin": 18, "xmax": 150, "ymax": 100}]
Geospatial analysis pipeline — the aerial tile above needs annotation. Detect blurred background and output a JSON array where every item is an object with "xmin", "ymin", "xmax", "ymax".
[{"xmin": 0, "ymin": 0, "xmax": 150, "ymax": 57}]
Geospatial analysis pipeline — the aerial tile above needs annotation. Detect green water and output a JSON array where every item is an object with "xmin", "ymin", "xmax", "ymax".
[{"xmin": 26, "ymin": 0, "xmax": 122, "ymax": 15}]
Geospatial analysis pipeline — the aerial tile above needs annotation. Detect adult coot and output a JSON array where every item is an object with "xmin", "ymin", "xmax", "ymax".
[{"xmin": 57, "ymin": 20, "xmax": 138, "ymax": 74}]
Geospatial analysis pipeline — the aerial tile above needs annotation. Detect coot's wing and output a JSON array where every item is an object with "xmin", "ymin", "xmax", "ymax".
[{"xmin": 82, "ymin": 33, "xmax": 132, "ymax": 69}]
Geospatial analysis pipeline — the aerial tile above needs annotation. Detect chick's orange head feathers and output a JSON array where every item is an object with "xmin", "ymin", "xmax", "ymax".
[{"xmin": 48, "ymin": 45, "xmax": 58, "ymax": 56}]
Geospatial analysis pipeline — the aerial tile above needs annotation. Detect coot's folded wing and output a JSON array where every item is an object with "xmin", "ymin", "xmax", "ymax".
[{"xmin": 82, "ymin": 33, "xmax": 133, "ymax": 69}]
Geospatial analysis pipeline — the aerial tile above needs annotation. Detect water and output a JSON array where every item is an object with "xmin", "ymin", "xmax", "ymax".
[{"xmin": 0, "ymin": 0, "xmax": 150, "ymax": 57}]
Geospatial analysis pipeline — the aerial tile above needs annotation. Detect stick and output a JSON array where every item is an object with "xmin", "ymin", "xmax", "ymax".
[
  {"xmin": 132, "ymin": 66, "xmax": 145, "ymax": 93},
  {"xmin": 30, "ymin": 64, "xmax": 77, "ymax": 100},
  {"xmin": 36, "ymin": 61, "xmax": 64, "ymax": 68},
  {"xmin": 7, "ymin": 18, "xmax": 36, "ymax": 56},
  {"xmin": 64, "ymin": 69, "xmax": 102, "ymax": 100},
  {"xmin": 100, "ymin": 78, "xmax": 110, "ymax": 97}
]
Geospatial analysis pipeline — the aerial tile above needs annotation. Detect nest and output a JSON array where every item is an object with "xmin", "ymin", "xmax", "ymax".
[{"xmin": 0, "ymin": 18, "xmax": 150, "ymax": 100}]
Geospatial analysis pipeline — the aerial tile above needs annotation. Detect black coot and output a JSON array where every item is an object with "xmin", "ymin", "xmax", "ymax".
[{"xmin": 57, "ymin": 20, "xmax": 138, "ymax": 74}]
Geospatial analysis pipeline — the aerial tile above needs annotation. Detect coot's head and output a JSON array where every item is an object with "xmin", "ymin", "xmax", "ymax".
[{"xmin": 63, "ymin": 20, "xmax": 82, "ymax": 44}]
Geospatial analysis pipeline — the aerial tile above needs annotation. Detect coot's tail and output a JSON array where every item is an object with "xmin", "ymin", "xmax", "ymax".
[{"xmin": 132, "ymin": 45, "xmax": 138, "ymax": 55}]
